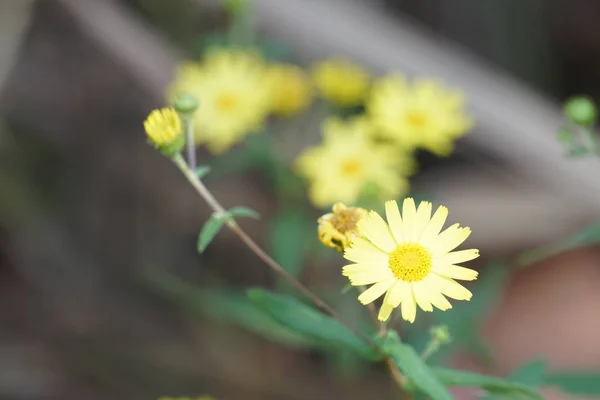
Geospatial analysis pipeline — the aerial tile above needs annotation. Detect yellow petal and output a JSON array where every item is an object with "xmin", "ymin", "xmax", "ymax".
[
  {"xmin": 378, "ymin": 282, "xmax": 404, "ymax": 321},
  {"xmin": 357, "ymin": 278, "xmax": 396, "ymax": 305},
  {"xmin": 427, "ymin": 289, "xmax": 453, "ymax": 311},
  {"xmin": 378, "ymin": 303, "xmax": 395, "ymax": 321},
  {"xmin": 342, "ymin": 263, "xmax": 388, "ymax": 274},
  {"xmin": 344, "ymin": 246, "xmax": 388, "ymax": 265},
  {"xmin": 401, "ymin": 198, "xmax": 417, "ymax": 243},
  {"xmin": 425, "ymin": 274, "xmax": 472, "ymax": 300},
  {"xmin": 429, "ymin": 225, "xmax": 471, "ymax": 255},
  {"xmin": 414, "ymin": 201, "xmax": 432, "ymax": 241},
  {"xmin": 350, "ymin": 236, "xmax": 384, "ymax": 253},
  {"xmin": 433, "ymin": 264, "xmax": 478, "ymax": 281},
  {"xmin": 400, "ymin": 287, "xmax": 417, "ymax": 323},
  {"xmin": 385, "ymin": 200, "xmax": 404, "ymax": 243},
  {"xmin": 435, "ymin": 249, "xmax": 480, "ymax": 265},
  {"xmin": 357, "ymin": 211, "xmax": 396, "ymax": 252},
  {"xmin": 344, "ymin": 268, "xmax": 394, "ymax": 286},
  {"xmin": 412, "ymin": 281, "xmax": 434, "ymax": 312},
  {"xmin": 420, "ymin": 205, "xmax": 448, "ymax": 247}
]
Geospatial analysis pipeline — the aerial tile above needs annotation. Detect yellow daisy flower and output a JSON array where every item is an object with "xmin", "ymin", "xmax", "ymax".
[
  {"xmin": 267, "ymin": 63, "xmax": 313, "ymax": 117},
  {"xmin": 168, "ymin": 49, "xmax": 271, "ymax": 154},
  {"xmin": 367, "ymin": 75, "xmax": 473, "ymax": 156},
  {"xmin": 311, "ymin": 58, "xmax": 369, "ymax": 107},
  {"xmin": 318, "ymin": 202, "xmax": 368, "ymax": 251},
  {"xmin": 144, "ymin": 108, "xmax": 181, "ymax": 146},
  {"xmin": 343, "ymin": 198, "xmax": 479, "ymax": 323},
  {"xmin": 295, "ymin": 117, "xmax": 414, "ymax": 208}
]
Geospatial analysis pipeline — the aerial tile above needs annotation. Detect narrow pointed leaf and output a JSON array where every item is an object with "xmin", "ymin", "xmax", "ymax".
[
  {"xmin": 381, "ymin": 332, "xmax": 454, "ymax": 400},
  {"xmin": 228, "ymin": 206, "xmax": 260, "ymax": 219},
  {"xmin": 248, "ymin": 289, "xmax": 381, "ymax": 361},
  {"xmin": 197, "ymin": 213, "xmax": 227, "ymax": 252}
]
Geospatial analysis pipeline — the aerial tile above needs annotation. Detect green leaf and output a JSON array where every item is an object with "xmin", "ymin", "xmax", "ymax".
[
  {"xmin": 195, "ymin": 166, "xmax": 211, "ymax": 179},
  {"xmin": 509, "ymin": 360, "xmax": 546, "ymax": 386},
  {"xmin": 197, "ymin": 213, "xmax": 227, "ymax": 252},
  {"xmin": 228, "ymin": 206, "xmax": 260, "ymax": 219},
  {"xmin": 144, "ymin": 270, "xmax": 312, "ymax": 348},
  {"xmin": 545, "ymin": 371, "xmax": 600, "ymax": 395},
  {"xmin": 248, "ymin": 289, "xmax": 381, "ymax": 361},
  {"xmin": 482, "ymin": 360, "xmax": 546, "ymax": 400},
  {"xmin": 269, "ymin": 209, "xmax": 310, "ymax": 281},
  {"xmin": 432, "ymin": 367, "xmax": 542, "ymax": 400},
  {"xmin": 518, "ymin": 224, "xmax": 600, "ymax": 266},
  {"xmin": 381, "ymin": 331, "xmax": 454, "ymax": 400}
]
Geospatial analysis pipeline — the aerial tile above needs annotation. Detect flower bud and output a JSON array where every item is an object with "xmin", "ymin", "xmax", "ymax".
[
  {"xmin": 564, "ymin": 96, "xmax": 597, "ymax": 126},
  {"xmin": 143, "ymin": 108, "xmax": 184, "ymax": 156},
  {"xmin": 174, "ymin": 93, "xmax": 199, "ymax": 115}
]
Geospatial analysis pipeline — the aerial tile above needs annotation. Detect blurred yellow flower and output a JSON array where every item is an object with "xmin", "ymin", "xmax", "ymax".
[
  {"xmin": 168, "ymin": 49, "xmax": 271, "ymax": 154},
  {"xmin": 296, "ymin": 117, "xmax": 414, "ymax": 207},
  {"xmin": 343, "ymin": 198, "xmax": 479, "ymax": 322},
  {"xmin": 367, "ymin": 75, "xmax": 473, "ymax": 156},
  {"xmin": 267, "ymin": 63, "xmax": 313, "ymax": 117},
  {"xmin": 318, "ymin": 203, "xmax": 368, "ymax": 252},
  {"xmin": 144, "ymin": 108, "xmax": 181, "ymax": 146},
  {"xmin": 312, "ymin": 58, "xmax": 369, "ymax": 107}
]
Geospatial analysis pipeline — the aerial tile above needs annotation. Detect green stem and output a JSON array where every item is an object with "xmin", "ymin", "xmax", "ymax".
[
  {"xmin": 184, "ymin": 115, "xmax": 196, "ymax": 170},
  {"xmin": 171, "ymin": 154, "xmax": 376, "ymax": 346}
]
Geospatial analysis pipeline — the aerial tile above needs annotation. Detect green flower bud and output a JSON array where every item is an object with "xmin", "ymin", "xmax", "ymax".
[
  {"xmin": 430, "ymin": 325, "xmax": 452, "ymax": 345},
  {"xmin": 564, "ymin": 96, "xmax": 597, "ymax": 126},
  {"xmin": 174, "ymin": 93, "xmax": 199, "ymax": 115}
]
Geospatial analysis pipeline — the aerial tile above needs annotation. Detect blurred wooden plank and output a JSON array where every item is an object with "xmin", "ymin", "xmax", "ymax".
[
  {"xmin": 59, "ymin": 0, "xmax": 179, "ymax": 99},
  {"xmin": 0, "ymin": 0, "xmax": 36, "ymax": 93},
  {"xmin": 231, "ymin": 0, "xmax": 600, "ymax": 212},
  {"xmin": 55, "ymin": 0, "xmax": 600, "ymax": 250}
]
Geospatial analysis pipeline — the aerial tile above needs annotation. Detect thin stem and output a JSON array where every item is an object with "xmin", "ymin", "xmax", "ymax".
[
  {"xmin": 171, "ymin": 154, "xmax": 373, "ymax": 346},
  {"xmin": 172, "ymin": 152, "xmax": 411, "ymax": 395},
  {"xmin": 184, "ymin": 116, "xmax": 197, "ymax": 170},
  {"xmin": 420, "ymin": 341, "xmax": 439, "ymax": 361}
]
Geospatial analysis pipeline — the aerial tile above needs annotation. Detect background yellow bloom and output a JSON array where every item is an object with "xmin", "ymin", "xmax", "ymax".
[
  {"xmin": 168, "ymin": 50, "xmax": 272, "ymax": 154},
  {"xmin": 368, "ymin": 75, "xmax": 473, "ymax": 156},
  {"xmin": 296, "ymin": 117, "xmax": 414, "ymax": 207},
  {"xmin": 311, "ymin": 58, "xmax": 369, "ymax": 107},
  {"xmin": 267, "ymin": 63, "xmax": 313, "ymax": 117}
]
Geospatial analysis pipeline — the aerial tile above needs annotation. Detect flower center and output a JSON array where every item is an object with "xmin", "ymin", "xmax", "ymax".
[
  {"xmin": 341, "ymin": 159, "xmax": 362, "ymax": 177},
  {"xmin": 331, "ymin": 209, "xmax": 360, "ymax": 234},
  {"xmin": 216, "ymin": 93, "xmax": 239, "ymax": 112},
  {"xmin": 388, "ymin": 243, "xmax": 432, "ymax": 282},
  {"xmin": 406, "ymin": 111, "xmax": 427, "ymax": 128}
]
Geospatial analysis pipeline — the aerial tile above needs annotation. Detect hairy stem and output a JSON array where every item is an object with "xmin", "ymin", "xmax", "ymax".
[
  {"xmin": 172, "ymin": 152, "xmax": 410, "ymax": 394},
  {"xmin": 172, "ymin": 153, "xmax": 373, "ymax": 345}
]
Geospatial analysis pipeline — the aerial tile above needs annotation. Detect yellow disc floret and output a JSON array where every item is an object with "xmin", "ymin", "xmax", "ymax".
[{"xmin": 388, "ymin": 243, "xmax": 432, "ymax": 282}]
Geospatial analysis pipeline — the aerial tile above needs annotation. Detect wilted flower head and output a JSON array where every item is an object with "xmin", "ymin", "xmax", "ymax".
[
  {"xmin": 311, "ymin": 58, "xmax": 369, "ymax": 107},
  {"xmin": 318, "ymin": 203, "xmax": 367, "ymax": 251}
]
